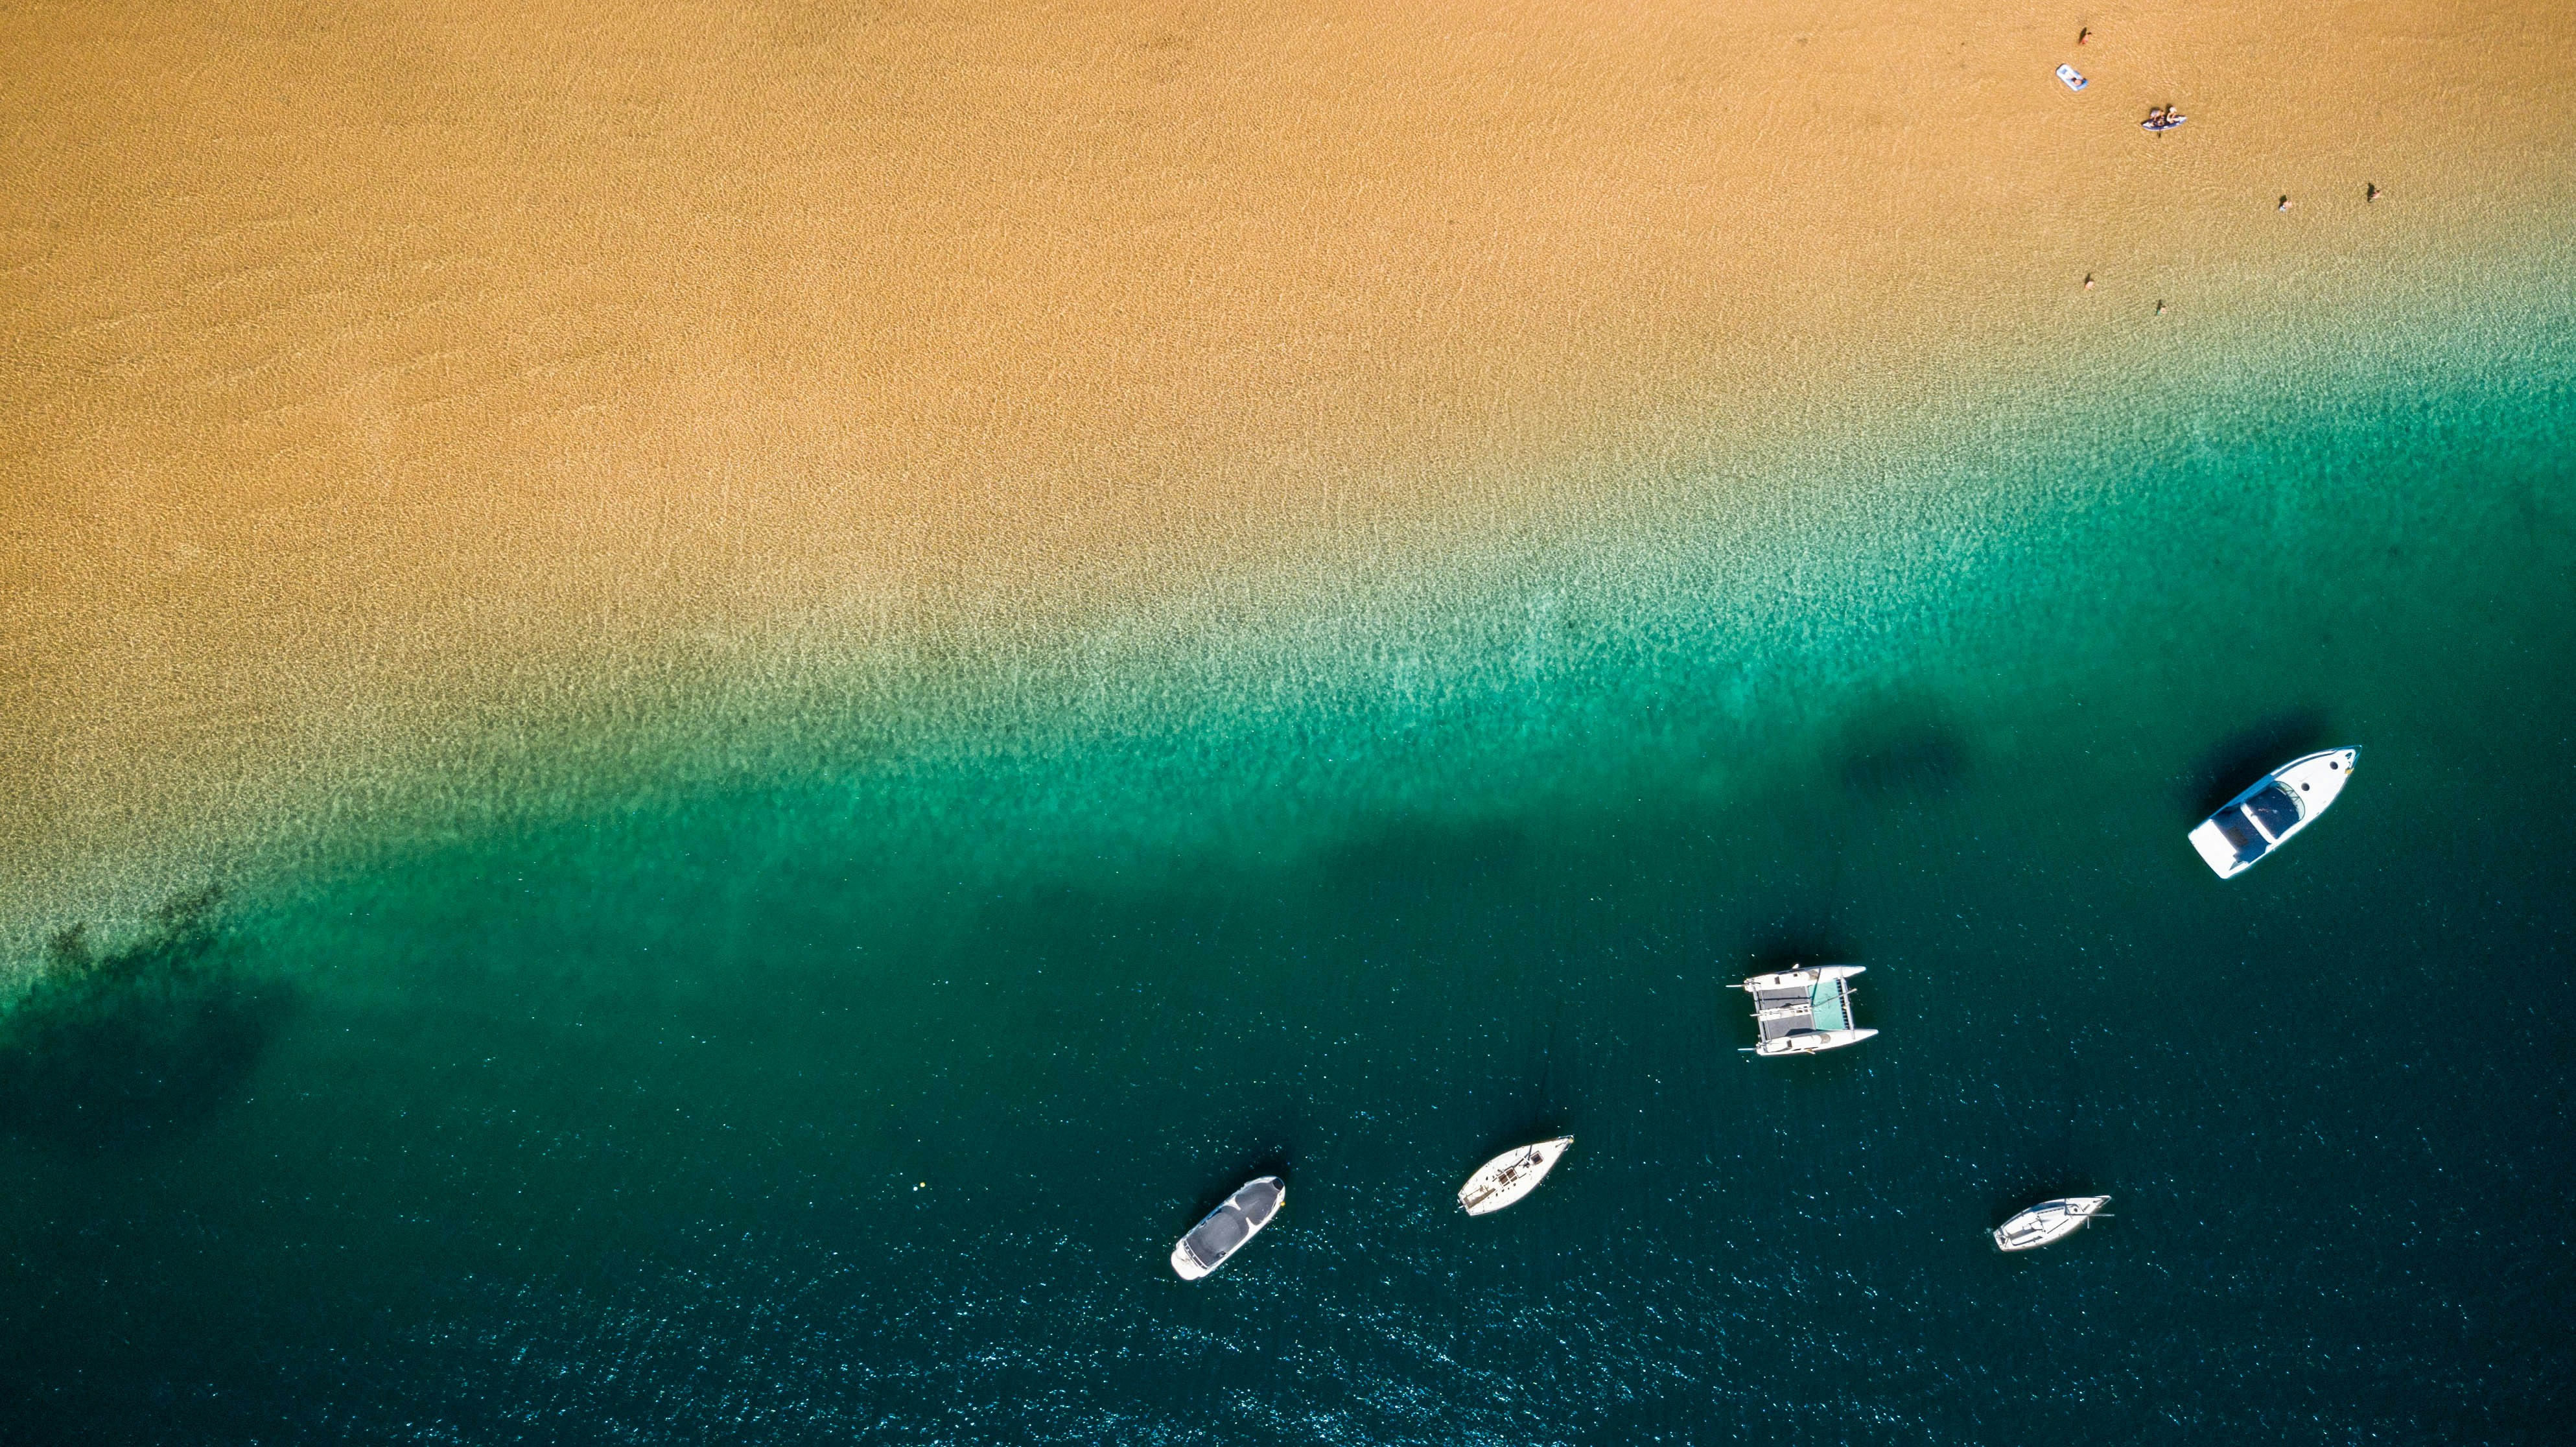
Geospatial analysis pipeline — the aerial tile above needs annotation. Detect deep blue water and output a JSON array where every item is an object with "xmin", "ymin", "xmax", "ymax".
[{"xmin": 3, "ymin": 347, "xmax": 2573, "ymax": 1444}]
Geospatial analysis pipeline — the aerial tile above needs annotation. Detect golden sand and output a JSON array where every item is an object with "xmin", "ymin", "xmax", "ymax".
[{"xmin": 4, "ymin": 0, "xmax": 2571, "ymax": 947}]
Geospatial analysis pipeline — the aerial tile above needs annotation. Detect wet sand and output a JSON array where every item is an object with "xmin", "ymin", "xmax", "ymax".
[{"xmin": 5, "ymin": 0, "xmax": 2572, "ymax": 952}]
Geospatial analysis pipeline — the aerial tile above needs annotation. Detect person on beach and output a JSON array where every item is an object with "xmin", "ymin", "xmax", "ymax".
[
  {"xmin": 2278, "ymin": 195, "xmax": 2293, "ymax": 211},
  {"xmin": 2367, "ymin": 182, "xmax": 2382, "ymax": 202}
]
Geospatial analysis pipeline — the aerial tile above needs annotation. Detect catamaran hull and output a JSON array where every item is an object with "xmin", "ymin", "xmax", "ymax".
[
  {"xmin": 1737, "ymin": 965, "xmax": 1864, "ymax": 993},
  {"xmin": 1754, "ymin": 1028, "xmax": 1876, "ymax": 1056}
]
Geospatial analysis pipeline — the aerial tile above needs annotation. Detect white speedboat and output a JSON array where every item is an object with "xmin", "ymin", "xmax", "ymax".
[
  {"xmin": 2188, "ymin": 747, "xmax": 2359, "ymax": 878},
  {"xmin": 1169, "ymin": 1176, "xmax": 1284, "ymax": 1280},
  {"xmin": 1733, "ymin": 965, "xmax": 1876, "ymax": 1056},
  {"xmin": 1457, "ymin": 1137, "xmax": 1573, "ymax": 1216},
  {"xmin": 1993, "ymin": 1195, "xmax": 2111, "ymax": 1251}
]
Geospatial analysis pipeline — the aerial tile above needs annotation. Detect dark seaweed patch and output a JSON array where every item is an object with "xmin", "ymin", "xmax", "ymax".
[
  {"xmin": 0, "ymin": 888, "xmax": 289, "ymax": 1153},
  {"xmin": 1838, "ymin": 717, "xmax": 1973, "ymax": 797}
]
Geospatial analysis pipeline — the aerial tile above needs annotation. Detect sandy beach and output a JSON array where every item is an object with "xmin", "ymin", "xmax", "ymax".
[
  {"xmin": 5, "ymin": 0, "xmax": 2572, "ymax": 949},
  {"xmin": 5, "ymin": 9, "xmax": 2576, "ymax": 1439}
]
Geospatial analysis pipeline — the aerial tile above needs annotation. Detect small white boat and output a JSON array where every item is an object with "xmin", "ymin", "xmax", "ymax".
[
  {"xmin": 2188, "ymin": 747, "xmax": 2359, "ymax": 878},
  {"xmin": 1733, "ymin": 965, "xmax": 1876, "ymax": 1056},
  {"xmin": 1457, "ymin": 1137, "xmax": 1574, "ymax": 1216},
  {"xmin": 1994, "ymin": 1195, "xmax": 2111, "ymax": 1251},
  {"xmin": 2055, "ymin": 63, "xmax": 2089, "ymax": 92},
  {"xmin": 1169, "ymin": 1176, "xmax": 1284, "ymax": 1280}
]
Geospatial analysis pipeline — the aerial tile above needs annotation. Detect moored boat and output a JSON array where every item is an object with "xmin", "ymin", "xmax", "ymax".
[
  {"xmin": 1169, "ymin": 1176, "xmax": 1285, "ymax": 1280},
  {"xmin": 2188, "ymin": 748, "xmax": 2359, "ymax": 878},
  {"xmin": 1733, "ymin": 965, "xmax": 1876, "ymax": 1056},
  {"xmin": 1994, "ymin": 1195, "xmax": 2111, "ymax": 1251},
  {"xmin": 1457, "ymin": 1137, "xmax": 1574, "ymax": 1216}
]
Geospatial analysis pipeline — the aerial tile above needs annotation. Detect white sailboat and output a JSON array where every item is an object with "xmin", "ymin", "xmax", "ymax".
[
  {"xmin": 1993, "ymin": 1195, "xmax": 2111, "ymax": 1252},
  {"xmin": 1457, "ymin": 1137, "xmax": 1574, "ymax": 1216}
]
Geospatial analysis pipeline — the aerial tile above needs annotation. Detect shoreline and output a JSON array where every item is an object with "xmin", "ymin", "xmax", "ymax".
[
  {"xmin": 5, "ymin": 0, "xmax": 2573, "ymax": 958},
  {"xmin": 6, "ymin": 298, "xmax": 2567, "ymax": 968}
]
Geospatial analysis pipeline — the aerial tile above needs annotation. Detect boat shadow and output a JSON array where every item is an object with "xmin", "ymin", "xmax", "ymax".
[
  {"xmin": 1471, "ymin": 1119, "xmax": 1576, "ymax": 1162},
  {"xmin": 1180, "ymin": 1146, "xmax": 1294, "ymax": 1220},
  {"xmin": 1742, "ymin": 923, "xmax": 1861, "ymax": 976},
  {"xmin": 1987, "ymin": 1179, "xmax": 2105, "ymax": 1223},
  {"xmin": 2184, "ymin": 709, "xmax": 2334, "ymax": 818}
]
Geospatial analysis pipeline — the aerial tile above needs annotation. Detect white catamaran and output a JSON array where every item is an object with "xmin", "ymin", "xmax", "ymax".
[
  {"xmin": 1457, "ymin": 1138, "xmax": 1574, "ymax": 1216},
  {"xmin": 1734, "ymin": 965, "xmax": 1876, "ymax": 1056}
]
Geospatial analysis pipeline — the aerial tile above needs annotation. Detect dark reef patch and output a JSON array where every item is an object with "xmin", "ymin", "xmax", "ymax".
[
  {"xmin": 1319, "ymin": 812, "xmax": 1536, "ymax": 906},
  {"xmin": 1838, "ymin": 712, "xmax": 1973, "ymax": 797},
  {"xmin": 0, "ymin": 888, "xmax": 290, "ymax": 1153}
]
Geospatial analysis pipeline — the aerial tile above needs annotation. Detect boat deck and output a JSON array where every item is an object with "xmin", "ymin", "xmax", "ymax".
[
  {"xmin": 1751, "ymin": 977, "xmax": 1854, "ymax": 1042},
  {"xmin": 1179, "ymin": 1178, "xmax": 1283, "ymax": 1272}
]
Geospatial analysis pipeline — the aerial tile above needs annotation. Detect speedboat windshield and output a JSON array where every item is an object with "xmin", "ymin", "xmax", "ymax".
[
  {"xmin": 2210, "ymin": 807, "xmax": 2267, "ymax": 863},
  {"xmin": 2243, "ymin": 782, "xmax": 2302, "ymax": 838}
]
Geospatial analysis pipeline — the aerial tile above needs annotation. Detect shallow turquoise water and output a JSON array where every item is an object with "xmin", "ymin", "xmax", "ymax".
[{"xmin": 3, "ymin": 331, "xmax": 2573, "ymax": 1443}]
